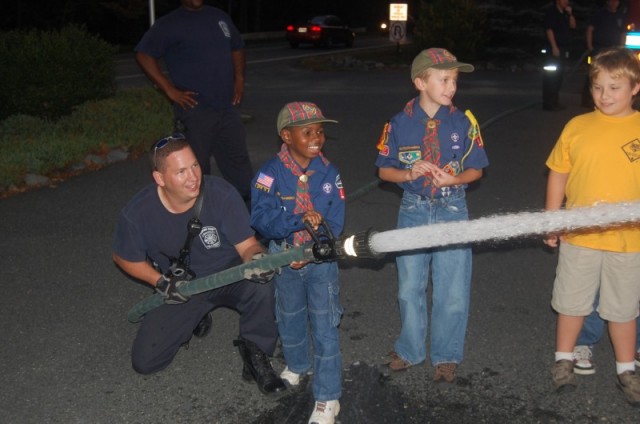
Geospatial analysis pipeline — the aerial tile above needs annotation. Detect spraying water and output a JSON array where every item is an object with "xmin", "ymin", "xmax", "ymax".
[{"xmin": 368, "ymin": 201, "xmax": 640, "ymax": 254}]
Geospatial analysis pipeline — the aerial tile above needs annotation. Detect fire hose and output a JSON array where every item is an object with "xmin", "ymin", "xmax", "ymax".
[
  {"xmin": 127, "ymin": 227, "xmax": 380, "ymax": 323},
  {"xmin": 128, "ymin": 201, "xmax": 640, "ymax": 323}
]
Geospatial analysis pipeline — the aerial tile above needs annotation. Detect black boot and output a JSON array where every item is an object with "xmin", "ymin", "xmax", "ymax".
[
  {"xmin": 192, "ymin": 312, "xmax": 212, "ymax": 338},
  {"xmin": 233, "ymin": 337, "xmax": 287, "ymax": 396}
]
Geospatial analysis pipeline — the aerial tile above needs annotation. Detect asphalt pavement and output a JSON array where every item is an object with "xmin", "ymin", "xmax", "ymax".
[{"xmin": 2, "ymin": 54, "xmax": 639, "ymax": 423}]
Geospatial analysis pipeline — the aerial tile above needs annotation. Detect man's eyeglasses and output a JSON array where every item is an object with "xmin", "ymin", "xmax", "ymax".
[{"xmin": 153, "ymin": 133, "xmax": 185, "ymax": 169}]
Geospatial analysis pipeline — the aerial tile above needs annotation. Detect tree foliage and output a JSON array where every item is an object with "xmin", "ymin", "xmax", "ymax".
[{"xmin": 413, "ymin": 0, "xmax": 487, "ymax": 61}]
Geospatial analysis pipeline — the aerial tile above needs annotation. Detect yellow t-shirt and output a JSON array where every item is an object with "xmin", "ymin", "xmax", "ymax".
[{"xmin": 546, "ymin": 110, "xmax": 640, "ymax": 252}]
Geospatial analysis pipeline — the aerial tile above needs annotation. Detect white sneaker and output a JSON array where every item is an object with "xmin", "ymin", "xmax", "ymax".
[
  {"xmin": 308, "ymin": 400, "xmax": 340, "ymax": 424},
  {"xmin": 573, "ymin": 345, "xmax": 595, "ymax": 375},
  {"xmin": 280, "ymin": 366, "xmax": 300, "ymax": 386}
]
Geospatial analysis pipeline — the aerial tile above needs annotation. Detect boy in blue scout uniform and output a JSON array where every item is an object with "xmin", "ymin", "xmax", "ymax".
[
  {"xmin": 250, "ymin": 102, "xmax": 345, "ymax": 424},
  {"xmin": 375, "ymin": 48, "xmax": 489, "ymax": 383}
]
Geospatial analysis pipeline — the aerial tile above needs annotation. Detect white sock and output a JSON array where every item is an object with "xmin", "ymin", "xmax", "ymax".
[
  {"xmin": 616, "ymin": 361, "xmax": 635, "ymax": 375},
  {"xmin": 555, "ymin": 352, "xmax": 574, "ymax": 362}
]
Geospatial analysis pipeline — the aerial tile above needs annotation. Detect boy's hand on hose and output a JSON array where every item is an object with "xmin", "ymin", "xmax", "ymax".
[
  {"xmin": 543, "ymin": 234, "xmax": 563, "ymax": 248},
  {"xmin": 289, "ymin": 213, "xmax": 323, "ymax": 270},
  {"xmin": 302, "ymin": 211, "xmax": 323, "ymax": 230}
]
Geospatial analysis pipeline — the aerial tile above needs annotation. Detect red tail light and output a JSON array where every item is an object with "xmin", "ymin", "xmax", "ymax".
[
  {"xmin": 286, "ymin": 25, "xmax": 295, "ymax": 32},
  {"xmin": 310, "ymin": 25, "xmax": 322, "ymax": 33}
]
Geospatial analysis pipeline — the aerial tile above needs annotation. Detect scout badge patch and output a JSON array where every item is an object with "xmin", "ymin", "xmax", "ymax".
[{"xmin": 376, "ymin": 121, "xmax": 391, "ymax": 157}]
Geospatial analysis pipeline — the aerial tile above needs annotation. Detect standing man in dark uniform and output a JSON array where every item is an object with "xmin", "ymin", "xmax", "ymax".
[
  {"xmin": 135, "ymin": 0, "xmax": 254, "ymax": 204},
  {"xmin": 543, "ymin": 0, "xmax": 577, "ymax": 111},
  {"xmin": 581, "ymin": 0, "xmax": 626, "ymax": 107}
]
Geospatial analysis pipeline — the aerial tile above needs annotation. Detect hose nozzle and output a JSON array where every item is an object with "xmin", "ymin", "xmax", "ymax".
[{"xmin": 335, "ymin": 228, "xmax": 382, "ymax": 259}]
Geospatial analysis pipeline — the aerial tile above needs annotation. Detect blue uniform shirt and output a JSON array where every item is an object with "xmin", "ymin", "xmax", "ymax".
[
  {"xmin": 375, "ymin": 98, "xmax": 489, "ymax": 198},
  {"xmin": 112, "ymin": 175, "xmax": 252, "ymax": 278},
  {"xmin": 135, "ymin": 6, "xmax": 244, "ymax": 110},
  {"xmin": 250, "ymin": 152, "xmax": 345, "ymax": 244}
]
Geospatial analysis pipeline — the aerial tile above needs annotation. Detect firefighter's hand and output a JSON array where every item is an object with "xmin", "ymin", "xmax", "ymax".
[
  {"xmin": 155, "ymin": 274, "xmax": 190, "ymax": 304},
  {"xmin": 244, "ymin": 253, "xmax": 279, "ymax": 284}
]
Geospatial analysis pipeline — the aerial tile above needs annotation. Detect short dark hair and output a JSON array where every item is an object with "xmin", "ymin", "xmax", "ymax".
[{"xmin": 149, "ymin": 135, "xmax": 191, "ymax": 171}]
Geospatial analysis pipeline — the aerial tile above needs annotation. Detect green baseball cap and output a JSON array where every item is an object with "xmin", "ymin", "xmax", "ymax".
[{"xmin": 410, "ymin": 48, "xmax": 474, "ymax": 80}]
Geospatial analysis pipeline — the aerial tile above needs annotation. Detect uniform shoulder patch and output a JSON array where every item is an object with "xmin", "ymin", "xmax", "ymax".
[
  {"xmin": 465, "ymin": 110, "xmax": 484, "ymax": 148},
  {"xmin": 376, "ymin": 121, "xmax": 391, "ymax": 157},
  {"xmin": 255, "ymin": 172, "xmax": 274, "ymax": 192},
  {"xmin": 376, "ymin": 121, "xmax": 391, "ymax": 150}
]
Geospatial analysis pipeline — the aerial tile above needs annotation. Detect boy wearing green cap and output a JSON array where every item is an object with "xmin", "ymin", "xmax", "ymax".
[
  {"xmin": 250, "ymin": 102, "xmax": 345, "ymax": 423},
  {"xmin": 375, "ymin": 48, "xmax": 489, "ymax": 383}
]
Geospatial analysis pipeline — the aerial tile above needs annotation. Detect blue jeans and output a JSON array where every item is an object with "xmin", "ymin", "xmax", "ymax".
[
  {"xmin": 578, "ymin": 293, "xmax": 640, "ymax": 349},
  {"xmin": 270, "ymin": 242, "xmax": 343, "ymax": 401},
  {"xmin": 394, "ymin": 190, "xmax": 472, "ymax": 366}
]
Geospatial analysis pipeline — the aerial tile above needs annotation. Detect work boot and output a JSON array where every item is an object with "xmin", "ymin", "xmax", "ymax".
[
  {"xmin": 552, "ymin": 359, "xmax": 577, "ymax": 392},
  {"xmin": 617, "ymin": 370, "xmax": 640, "ymax": 407},
  {"xmin": 233, "ymin": 337, "xmax": 287, "ymax": 396},
  {"xmin": 192, "ymin": 312, "xmax": 212, "ymax": 338}
]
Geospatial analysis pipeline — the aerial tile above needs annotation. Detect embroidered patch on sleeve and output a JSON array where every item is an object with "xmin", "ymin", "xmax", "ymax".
[
  {"xmin": 399, "ymin": 149, "xmax": 421, "ymax": 164},
  {"xmin": 376, "ymin": 121, "xmax": 391, "ymax": 156},
  {"xmin": 255, "ymin": 172, "xmax": 274, "ymax": 192},
  {"xmin": 335, "ymin": 174, "xmax": 345, "ymax": 200}
]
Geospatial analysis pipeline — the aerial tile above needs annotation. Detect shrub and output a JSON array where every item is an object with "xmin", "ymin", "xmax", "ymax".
[
  {"xmin": 412, "ymin": 0, "xmax": 487, "ymax": 61},
  {"xmin": 0, "ymin": 88, "xmax": 172, "ymax": 190},
  {"xmin": 0, "ymin": 25, "xmax": 117, "ymax": 121}
]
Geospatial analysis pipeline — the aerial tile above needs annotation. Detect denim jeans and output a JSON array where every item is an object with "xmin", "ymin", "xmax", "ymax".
[
  {"xmin": 270, "ymin": 242, "xmax": 343, "ymax": 401},
  {"xmin": 394, "ymin": 190, "xmax": 472, "ymax": 366}
]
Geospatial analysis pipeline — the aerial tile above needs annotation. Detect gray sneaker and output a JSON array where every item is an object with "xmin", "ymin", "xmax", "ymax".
[
  {"xmin": 573, "ymin": 345, "xmax": 595, "ymax": 375},
  {"xmin": 617, "ymin": 371, "xmax": 640, "ymax": 407},
  {"xmin": 552, "ymin": 359, "xmax": 577, "ymax": 392}
]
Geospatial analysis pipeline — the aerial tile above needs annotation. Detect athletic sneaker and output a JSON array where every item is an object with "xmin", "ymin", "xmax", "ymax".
[
  {"xmin": 573, "ymin": 345, "xmax": 595, "ymax": 375},
  {"xmin": 280, "ymin": 366, "xmax": 300, "ymax": 387},
  {"xmin": 308, "ymin": 400, "xmax": 340, "ymax": 424},
  {"xmin": 617, "ymin": 371, "xmax": 640, "ymax": 407},
  {"xmin": 552, "ymin": 359, "xmax": 577, "ymax": 392}
]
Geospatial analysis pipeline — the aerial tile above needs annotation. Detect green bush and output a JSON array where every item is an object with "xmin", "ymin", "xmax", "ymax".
[
  {"xmin": 0, "ymin": 88, "xmax": 173, "ymax": 189},
  {"xmin": 0, "ymin": 25, "xmax": 117, "ymax": 121},
  {"xmin": 413, "ymin": 0, "xmax": 487, "ymax": 61}
]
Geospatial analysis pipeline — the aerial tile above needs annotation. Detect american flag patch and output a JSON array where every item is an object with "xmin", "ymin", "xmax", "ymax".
[{"xmin": 256, "ymin": 172, "xmax": 274, "ymax": 191}]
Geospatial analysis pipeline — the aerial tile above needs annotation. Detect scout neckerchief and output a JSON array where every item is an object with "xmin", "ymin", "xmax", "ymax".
[
  {"xmin": 278, "ymin": 143, "xmax": 329, "ymax": 246},
  {"xmin": 422, "ymin": 117, "xmax": 441, "ymax": 196}
]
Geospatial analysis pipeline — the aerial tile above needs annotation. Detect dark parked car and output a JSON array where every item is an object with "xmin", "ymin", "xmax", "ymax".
[{"xmin": 285, "ymin": 15, "xmax": 355, "ymax": 48}]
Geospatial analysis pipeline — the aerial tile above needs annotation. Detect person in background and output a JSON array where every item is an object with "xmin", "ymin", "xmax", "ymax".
[
  {"xmin": 581, "ymin": 0, "xmax": 626, "ymax": 108},
  {"xmin": 543, "ymin": 0, "xmax": 577, "ymax": 111},
  {"xmin": 135, "ymin": 0, "xmax": 253, "ymax": 205},
  {"xmin": 572, "ymin": 297, "xmax": 640, "ymax": 376}
]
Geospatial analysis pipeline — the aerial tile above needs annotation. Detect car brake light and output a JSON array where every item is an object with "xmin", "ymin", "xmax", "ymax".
[
  {"xmin": 310, "ymin": 26, "xmax": 322, "ymax": 33},
  {"xmin": 286, "ymin": 25, "xmax": 295, "ymax": 32}
]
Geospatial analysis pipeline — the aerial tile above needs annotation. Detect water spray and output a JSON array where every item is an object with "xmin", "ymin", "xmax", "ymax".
[{"xmin": 127, "ymin": 201, "xmax": 640, "ymax": 323}]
